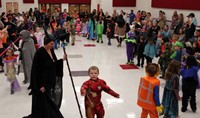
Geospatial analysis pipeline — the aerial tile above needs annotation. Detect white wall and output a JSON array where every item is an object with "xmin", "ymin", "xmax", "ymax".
[{"xmin": 0, "ymin": 0, "xmax": 38, "ymax": 13}]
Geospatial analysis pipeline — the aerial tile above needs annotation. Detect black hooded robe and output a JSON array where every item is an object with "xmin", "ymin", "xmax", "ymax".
[{"xmin": 29, "ymin": 47, "xmax": 63, "ymax": 118}]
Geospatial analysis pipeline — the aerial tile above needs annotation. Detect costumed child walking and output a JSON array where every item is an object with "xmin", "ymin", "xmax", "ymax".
[
  {"xmin": 162, "ymin": 60, "xmax": 182, "ymax": 118},
  {"xmin": 137, "ymin": 63, "xmax": 164, "ymax": 118},
  {"xmin": 96, "ymin": 21, "xmax": 104, "ymax": 43},
  {"xmin": 170, "ymin": 41, "xmax": 184, "ymax": 62},
  {"xmin": 180, "ymin": 55, "xmax": 199, "ymax": 113},
  {"xmin": 143, "ymin": 39, "xmax": 157, "ymax": 65},
  {"xmin": 34, "ymin": 27, "xmax": 43, "ymax": 48},
  {"xmin": 3, "ymin": 48, "xmax": 20, "ymax": 94},
  {"xmin": 136, "ymin": 36, "xmax": 146, "ymax": 68},
  {"xmin": 70, "ymin": 24, "xmax": 76, "ymax": 46},
  {"xmin": 124, "ymin": 28, "xmax": 137, "ymax": 64},
  {"xmin": 80, "ymin": 66, "xmax": 120, "ymax": 118}
]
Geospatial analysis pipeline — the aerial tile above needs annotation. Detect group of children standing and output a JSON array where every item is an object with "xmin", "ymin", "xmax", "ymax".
[{"xmin": 137, "ymin": 56, "xmax": 199, "ymax": 118}]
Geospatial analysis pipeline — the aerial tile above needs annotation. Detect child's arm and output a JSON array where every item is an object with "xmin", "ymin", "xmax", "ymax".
[
  {"xmin": 80, "ymin": 82, "xmax": 89, "ymax": 96},
  {"xmin": 102, "ymin": 80, "xmax": 120, "ymax": 98},
  {"xmin": 154, "ymin": 85, "xmax": 164, "ymax": 114},
  {"xmin": 170, "ymin": 51, "xmax": 177, "ymax": 59},
  {"xmin": 153, "ymin": 85, "xmax": 161, "ymax": 106},
  {"xmin": 173, "ymin": 76, "xmax": 182, "ymax": 100}
]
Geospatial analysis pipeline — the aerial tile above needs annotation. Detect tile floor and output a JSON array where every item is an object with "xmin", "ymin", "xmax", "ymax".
[{"xmin": 0, "ymin": 35, "xmax": 199, "ymax": 118}]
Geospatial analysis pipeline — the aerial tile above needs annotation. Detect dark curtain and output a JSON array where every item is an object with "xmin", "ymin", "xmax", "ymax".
[
  {"xmin": 38, "ymin": 0, "xmax": 91, "ymax": 4},
  {"xmin": 23, "ymin": 0, "xmax": 34, "ymax": 3},
  {"xmin": 113, "ymin": 0, "xmax": 136, "ymax": 7},
  {"xmin": 152, "ymin": 0, "xmax": 200, "ymax": 10}
]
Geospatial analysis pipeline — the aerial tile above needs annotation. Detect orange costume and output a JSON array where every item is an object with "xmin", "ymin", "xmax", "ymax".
[
  {"xmin": 137, "ymin": 63, "xmax": 163, "ymax": 118},
  {"xmin": 81, "ymin": 78, "xmax": 119, "ymax": 118}
]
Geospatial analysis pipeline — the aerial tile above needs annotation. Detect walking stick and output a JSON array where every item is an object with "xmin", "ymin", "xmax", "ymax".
[{"xmin": 62, "ymin": 46, "xmax": 83, "ymax": 118}]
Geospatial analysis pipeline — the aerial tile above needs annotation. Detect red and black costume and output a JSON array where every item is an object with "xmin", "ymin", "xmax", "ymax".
[{"xmin": 81, "ymin": 78, "xmax": 119, "ymax": 118}]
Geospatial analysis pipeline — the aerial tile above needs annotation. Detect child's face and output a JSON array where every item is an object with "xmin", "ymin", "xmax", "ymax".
[
  {"xmin": 89, "ymin": 69, "xmax": 99, "ymax": 80},
  {"xmin": 6, "ymin": 49, "xmax": 13, "ymax": 56},
  {"xmin": 193, "ymin": 43, "xmax": 197, "ymax": 48},
  {"xmin": 36, "ymin": 28, "xmax": 40, "ymax": 32},
  {"xmin": 175, "ymin": 46, "xmax": 180, "ymax": 50}
]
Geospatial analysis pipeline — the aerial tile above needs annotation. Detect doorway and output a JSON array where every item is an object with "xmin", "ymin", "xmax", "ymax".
[
  {"xmin": 79, "ymin": 4, "xmax": 90, "ymax": 13},
  {"xmin": 6, "ymin": 2, "xmax": 12, "ymax": 13},
  {"xmin": 69, "ymin": 4, "xmax": 79, "ymax": 15},
  {"xmin": 13, "ymin": 2, "xmax": 19, "ymax": 14},
  {"xmin": 69, "ymin": 4, "xmax": 90, "ymax": 16}
]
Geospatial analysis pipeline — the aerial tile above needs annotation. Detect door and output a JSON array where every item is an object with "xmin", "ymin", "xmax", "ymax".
[
  {"xmin": 69, "ymin": 4, "xmax": 79, "ymax": 16},
  {"xmin": 49, "ymin": 4, "xmax": 61, "ymax": 15},
  {"xmin": 6, "ymin": 2, "xmax": 12, "ymax": 13},
  {"xmin": 13, "ymin": 2, "xmax": 19, "ymax": 14},
  {"xmin": 79, "ymin": 4, "xmax": 90, "ymax": 13}
]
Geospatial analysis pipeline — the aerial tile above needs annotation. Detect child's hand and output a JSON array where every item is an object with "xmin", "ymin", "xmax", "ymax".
[
  {"xmin": 81, "ymin": 89, "xmax": 86, "ymax": 96},
  {"xmin": 40, "ymin": 87, "xmax": 45, "ymax": 93},
  {"xmin": 116, "ymin": 94, "xmax": 120, "ymax": 98},
  {"xmin": 178, "ymin": 96, "xmax": 182, "ymax": 101}
]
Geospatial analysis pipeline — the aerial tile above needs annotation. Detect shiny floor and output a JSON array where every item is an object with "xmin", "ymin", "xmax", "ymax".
[{"xmin": 0, "ymin": 35, "xmax": 199, "ymax": 118}]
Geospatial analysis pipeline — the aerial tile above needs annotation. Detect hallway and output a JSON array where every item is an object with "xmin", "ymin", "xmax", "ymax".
[{"xmin": 0, "ymin": 35, "xmax": 199, "ymax": 118}]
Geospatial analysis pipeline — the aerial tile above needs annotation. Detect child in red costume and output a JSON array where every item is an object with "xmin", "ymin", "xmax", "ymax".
[{"xmin": 81, "ymin": 66, "xmax": 120, "ymax": 118}]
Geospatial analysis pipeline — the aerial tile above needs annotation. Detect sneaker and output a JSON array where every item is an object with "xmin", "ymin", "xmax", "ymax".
[{"xmin": 101, "ymin": 41, "xmax": 103, "ymax": 43}]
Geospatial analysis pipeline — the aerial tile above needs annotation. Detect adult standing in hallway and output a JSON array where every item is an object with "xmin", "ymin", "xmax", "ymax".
[
  {"xmin": 24, "ymin": 35, "xmax": 66, "ymax": 118},
  {"xmin": 20, "ymin": 30, "xmax": 36, "ymax": 84}
]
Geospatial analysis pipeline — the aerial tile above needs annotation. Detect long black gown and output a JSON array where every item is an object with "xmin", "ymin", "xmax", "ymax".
[{"xmin": 29, "ymin": 47, "xmax": 64, "ymax": 118}]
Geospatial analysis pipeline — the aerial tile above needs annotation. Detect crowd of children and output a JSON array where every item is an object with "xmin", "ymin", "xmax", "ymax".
[{"xmin": 1, "ymin": 8, "xmax": 200, "ymax": 118}]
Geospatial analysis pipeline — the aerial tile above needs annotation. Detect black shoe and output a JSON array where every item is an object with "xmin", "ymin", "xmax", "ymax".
[
  {"xmin": 136, "ymin": 64, "xmax": 140, "ymax": 67},
  {"xmin": 192, "ymin": 109, "xmax": 196, "ymax": 113},
  {"xmin": 117, "ymin": 44, "xmax": 121, "ymax": 47},
  {"xmin": 0, "ymin": 70, "xmax": 4, "ymax": 73},
  {"xmin": 101, "ymin": 41, "xmax": 103, "ymax": 43},
  {"xmin": 10, "ymin": 90, "xmax": 14, "ymax": 94},
  {"xmin": 23, "ymin": 114, "xmax": 32, "ymax": 118},
  {"xmin": 96, "ymin": 40, "xmax": 99, "ymax": 43},
  {"xmin": 141, "ymin": 65, "xmax": 143, "ymax": 68},
  {"xmin": 181, "ymin": 107, "xmax": 187, "ymax": 112},
  {"xmin": 23, "ymin": 80, "xmax": 27, "ymax": 84}
]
